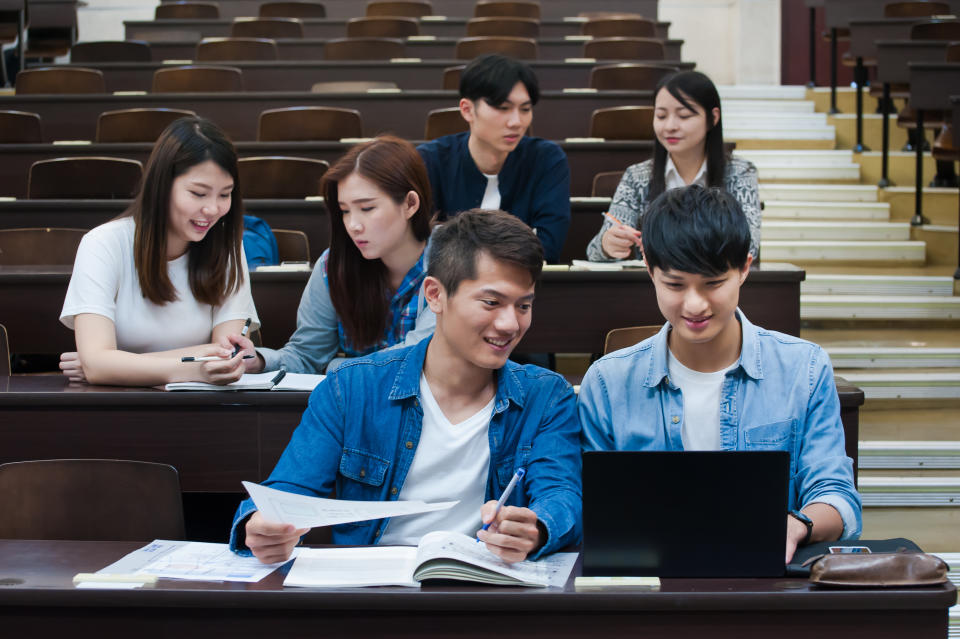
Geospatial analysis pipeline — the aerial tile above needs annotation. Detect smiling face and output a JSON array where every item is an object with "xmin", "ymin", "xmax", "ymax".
[
  {"xmin": 461, "ymin": 81, "xmax": 533, "ymax": 159},
  {"xmin": 337, "ymin": 171, "xmax": 419, "ymax": 263},
  {"xmin": 166, "ymin": 159, "xmax": 234, "ymax": 259},
  {"xmin": 653, "ymin": 87, "xmax": 719, "ymax": 162}
]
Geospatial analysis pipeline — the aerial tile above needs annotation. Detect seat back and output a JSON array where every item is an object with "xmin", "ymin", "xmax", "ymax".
[
  {"xmin": 591, "ymin": 170, "xmax": 624, "ymax": 197},
  {"xmin": 0, "ymin": 324, "xmax": 8, "ymax": 376},
  {"xmin": 15, "ymin": 67, "xmax": 106, "ymax": 94},
  {"xmin": 584, "ymin": 37, "xmax": 666, "ymax": 60},
  {"xmin": 0, "ymin": 110, "xmax": 42, "ymax": 143},
  {"xmin": 603, "ymin": 325, "xmax": 660, "ymax": 355},
  {"xmin": 582, "ymin": 17, "xmax": 656, "ymax": 38},
  {"xmin": 474, "ymin": 1, "xmax": 540, "ymax": 19},
  {"xmin": 0, "ymin": 228, "xmax": 87, "ymax": 265},
  {"xmin": 346, "ymin": 16, "xmax": 419, "ymax": 38},
  {"xmin": 0, "ymin": 459, "xmax": 186, "ymax": 541},
  {"xmin": 589, "ymin": 62, "xmax": 678, "ymax": 90},
  {"xmin": 910, "ymin": 20, "xmax": 960, "ymax": 40},
  {"xmin": 273, "ymin": 229, "xmax": 311, "ymax": 261},
  {"xmin": 947, "ymin": 42, "xmax": 960, "ymax": 61},
  {"xmin": 590, "ymin": 106, "xmax": 655, "ymax": 140},
  {"xmin": 424, "ymin": 107, "xmax": 467, "ymax": 139},
  {"xmin": 196, "ymin": 37, "xmax": 279, "ymax": 61},
  {"xmin": 96, "ymin": 108, "xmax": 197, "ymax": 143},
  {"xmin": 258, "ymin": 106, "xmax": 363, "ymax": 140},
  {"xmin": 442, "ymin": 64, "xmax": 465, "ymax": 89},
  {"xmin": 28, "ymin": 157, "xmax": 143, "ymax": 199},
  {"xmin": 465, "ymin": 17, "xmax": 540, "ymax": 38},
  {"xmin": 455, "ymin": 36, "xmax": 537, "ymax": 59},
  {"xmin": 311, "ymin": 80, "xmax": 399, "ymax": 92},
  {"xmin": 71, "ymin": 40, "xmax": 152, "ymax": 62},
  {"xmin": 365, "ymin": 1, "xmax": 432, "ymax": 17},
  {"xmin": 231, "ymin": 17, "xmax": 304, "ymax": 38},
  {"xmin": 155, "ymin": 1, "xmax": 220, "ymax": 19},
  {"xmin": 324, "ymin": 37, "xmax": 406, "ymax": 60},
  {"xmin": 151, "ymin": 65, "xmax": 243, "ymax": 92},
  {"xmin": 237, "ymin": 156, "xmax": 329, "ymax": 198},
  {"xmin": 259, "ymin": 1, "xmax": 327, "ymax": 17},
  {"xmin": 883, "ymin": 1, "xmax": 950, "ymax": 17}
]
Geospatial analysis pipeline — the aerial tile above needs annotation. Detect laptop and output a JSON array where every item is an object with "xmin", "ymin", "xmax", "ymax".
[{"xmin": 581, "ymin": 450, "xmax": 789, "ymax": 578}]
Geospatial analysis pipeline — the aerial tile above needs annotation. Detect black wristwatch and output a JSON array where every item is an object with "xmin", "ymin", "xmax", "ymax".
[{"xmin": 789, "ymin": 510, "xmax": 814, "ymax": 546}]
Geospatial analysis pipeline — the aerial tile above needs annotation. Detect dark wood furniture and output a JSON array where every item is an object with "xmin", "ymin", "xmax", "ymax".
[
  {"xmin": 27, "ymin": 157, "xmax": 142, "ymax": 199},
  {"xmin": 0, "ymin": 227, "xmax": 85, "ymax": 265}
]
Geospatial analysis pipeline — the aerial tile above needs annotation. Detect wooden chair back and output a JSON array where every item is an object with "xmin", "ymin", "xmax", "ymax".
[
  {"xmin": 71, "ymin": 40, "xmax": 152, "ymax": 62},
  {"xmin": 311, "ymin": 80, "xmax": 399, "ymax": 92},
  {"xmin": 155, "ymin": 2, "xmax": 220, "ymax": 19},
  {"xmin": 424, "ymin": 107, "xmax": 467, "ymax": 139},
  {"xmin": 259, "ymin": 1, "xmax": 327, "ymax": 18},
  {"xmin": 0, "ymin": 459, "xmax": 186, "ymax": 541},
  {"xmin": 15, "ymin": 67, "xmax": 106, "ymax": 94},
  {"xmin": 582, "ymin": 17, "xmax": 656, "ymax": 38},
  {"xmin": 196, "ymin": 37, "xmax": 279, "ymax": 61},
  {"xmin": 474, "ymin": 1, "xmax": 540, "ymax": 19},
  {"xmin": 0, "ymin": 228, "xmax": 87, "ymax": 265},
  {"xmin": 589, "ymin": 62, "xmax": 678, "ymax": 90},
  {"xmin": 584, "ymin": 37, "xmax": 666, "ymax": 60},
  {"xmin": 272, "ymin": 229, "xmax": 311, "ymax": 261},
  {"xmin": 0, "ymin": 110, "xmax": 42, "ymax": 143},
  {"xmin": 883, "ymin": 1, "xmax": 949, "ymax": 17},
  {"xmin": 465, "ymin": 17, "xmax": 540, "ymax": 38},
  {"xmin": 231, "ymin": 17, "xmax": 304, "ymax": 38},
  {"xmin": 258, "ymin": 106, "xmax": 363, "ymax": 140},
  {"xmin": 455, "ymin": 36, "xmax": 537, "ymax": 59},
  {"xmin": 947, "ymin": 42, "xmax": 960, "ymax": 61},
  {"xmin": 442, "ymin": 64, "xmax": 465, "ymax": 89},
  {"xmin": 365, "ymin": 1, "xmax": 432, "ymax": 17},
  {"xmin": 151, "ymin": 65, "xmax": 243, "ymax": 92},
  {"xmin": 324, "ymin": 37, "xmax": 406, "ymax": 60},
  {"xmin": 346, "ymin": 16, "xmax": 419, "ymax": 38},
  {"xmin": 591, "ymin": 170, "xmax": 624, "ymax": 197},
  {"xmin": 910, "ymin": 20, "xmax": 960, "ymax": 40},
  {"xmin": 603, "ymin": 325, "xmax": 660, "ymax": 355},
  {"xmin": 590, "ymin": 106, "xmax": 655, "ymax": 140},
  {"xmin": 0, "ymin": 324, "xmax": 8, "ymax": 376},
  {"xmin": 237, "ymin": 156, "xmax": 329, "ymax": 198},
  {"xmin": 28, "ymin": 157, "xmax": 143, "ymax": 199},
  {"xmin": 95, "ymin": 108, "xmax": 197, "ymax": 143}
]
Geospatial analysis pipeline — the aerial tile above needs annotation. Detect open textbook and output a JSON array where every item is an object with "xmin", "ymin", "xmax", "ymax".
[
  {"xmin": 165, "ymin": 371, "xmax": 325, "ymax": 392},
  {"xmin": 285, "ymin": 530, "xmax": 578, "ymax": 588}
]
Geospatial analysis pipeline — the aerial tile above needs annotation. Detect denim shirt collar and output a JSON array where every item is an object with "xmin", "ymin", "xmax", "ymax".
[
  {"xmin": 386, "ymin": 336, "xmax": 527, "ymax": 413},
  {"xmin": 642, "ymin": 308, "xmax": 764, "ymax": 387}
]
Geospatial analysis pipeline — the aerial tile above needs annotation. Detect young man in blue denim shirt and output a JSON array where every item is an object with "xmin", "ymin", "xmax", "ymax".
[
  {"xmin": 232, "ymin": 209, "xmax": 582, "ymax": 564},
  {"xmin": 578, "ymin": 186, "xmax": 861, "ymax": 563}
]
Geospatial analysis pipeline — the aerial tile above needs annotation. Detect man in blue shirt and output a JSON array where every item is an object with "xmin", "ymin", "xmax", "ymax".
[
  {"xmin": 578, "ymin": 186, "xmax": 861, "ymax": 563},
  {"xmin": 232, "ymin": 209, "xmax": 582, "ymax": 564},
  {"xmin": 417, "ymin": 55, "xmax": 571, "ymax": 263}
]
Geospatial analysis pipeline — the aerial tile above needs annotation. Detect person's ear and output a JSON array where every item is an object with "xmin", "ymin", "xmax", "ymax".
[
  {"xmin": 738, "ymin": 254, "xmax": 753, "ymax": 285},
  {"xmin": 402, "ymin": 190, "xmax": 420, "ymax": 220},
  {"xmin": 459, "ymin": 98, "xmax": 475, "ymax": 125},
  {"xmin": 711, "ymin": 107, "xmax": 721, "ymax": 128},
  {"xmin": 423, "ymin": 275, "xmax": 446, "ymax": 313}
]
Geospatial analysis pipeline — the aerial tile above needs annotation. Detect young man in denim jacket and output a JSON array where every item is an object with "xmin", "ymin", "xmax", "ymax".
[
  {"xmin": 231, "ymin": 209, "xmax": 582, "ymax": 564},
  {"xmin": 578, "ymin": 186, "xmax": 861, "ymax": 563}
]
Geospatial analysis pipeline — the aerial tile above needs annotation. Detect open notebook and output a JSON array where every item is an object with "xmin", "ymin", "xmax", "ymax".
[
  {"xmin": 284, "ymin": 530, "xmax": 577, "ymax": 588},
  {"xmin": 165, "ymin": 371, "xmax": 325, "ymax": 392}
]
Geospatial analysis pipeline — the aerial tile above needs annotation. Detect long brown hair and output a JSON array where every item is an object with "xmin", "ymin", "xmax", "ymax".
[
  {"xmin": 131, "ymin": 117, "xmax": 244, "ymax": 306},
  {"xmin": 324, "ymin": 135, "xmax": 433, "ymax": 349}
]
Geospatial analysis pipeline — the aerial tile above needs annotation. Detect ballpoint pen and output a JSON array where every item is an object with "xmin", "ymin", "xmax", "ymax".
[
  {"xmin": 232, "ymin": 317, "xmax": 252, "ymax": 357},
  {"xmin": 478, "ymin": 467, "xmax": 525, "ymax": 541}
]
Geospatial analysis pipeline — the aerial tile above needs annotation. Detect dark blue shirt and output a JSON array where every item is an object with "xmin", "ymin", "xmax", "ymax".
[{"xmin": 417, "ymin": 132, "xmax": 571, "ymax": 262}]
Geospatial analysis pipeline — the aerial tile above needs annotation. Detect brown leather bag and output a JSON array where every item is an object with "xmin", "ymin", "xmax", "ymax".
[{"xmin": 808, "ymin": 552, "xmax": 949, "ymax": 588}]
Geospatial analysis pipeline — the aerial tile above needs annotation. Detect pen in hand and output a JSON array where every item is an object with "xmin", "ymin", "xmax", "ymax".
[
  {"xmin": 181, "ymin": 355, "xmax": 255, "ymax": 362},
  {"xmin": 602, "ymin": 211, "xmax": 643, "ymax": 246},
  {"xmin": 232, "ymin": 317, "xmax": 252, "ymax": 357},
  {"xmin": 477, "ymin": 467, "xmax": 525, "ymax": 542}
]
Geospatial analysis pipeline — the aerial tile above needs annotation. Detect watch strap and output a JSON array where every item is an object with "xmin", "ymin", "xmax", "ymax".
[{"xmin": 789, "ymin": 510, "xmax": 814, "ymax": 546}]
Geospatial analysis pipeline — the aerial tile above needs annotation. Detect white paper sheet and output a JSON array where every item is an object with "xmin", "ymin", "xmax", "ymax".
[
  {"xmin": 242, "ymin": 481, "xmax": 459, "ymax": 529},
  {"xmin": 284, "ymin": 546, "xmax": 420, "ymax": 588}
]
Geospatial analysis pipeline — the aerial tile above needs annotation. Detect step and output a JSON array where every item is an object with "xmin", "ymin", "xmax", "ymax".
[
  {"xmin": 859, "ymin": 441, "xmax": 960, "ymax": 470},
  {"xmin": 722, "ymin": 100, "xmax": 816, "ymax": 114},
  {"xmin": 838, "ymin": 372, "xmax": 960, "ymax": 400},
  {"xmin": 859, "ymin": 475, "xmax": 960, "ymax": 506},
  {"xmin": 760, "ymin": 183, "xmax": 879, "ymax": 202},
  {"xmin": 725, "ymin": 111, "xmax": 828, "ymax": 126},
  {"xmin": 763, "ymin": 221, "xmax": 909, "ymax": 241},
  {"xmin": 735, "ymin": 149, "xmax": 855, "ymax": 165},
  {"xmin": 763, "ymin": 201, "xmax": 889, "ymax": 221},
  {"xmin": 726, "ymin": 128, "xmax": 836, "ymax": 141},
  {"xmin": 762, "ymin": 240, "xmax": 925, "ymax": 263},
  {"xmin": 753, "ymin": 165, "xmax": 861, "ymax": 181},
  {"xmin": 719, "ymin": 85, "xmax": 809, "ymax": 100},
  {"xmin": 801, "ymin": 295, "xmax": 960, "ymax": 320},
  {"xmin": 802, "ymin": 274, "xmax": 954, "ymax": 297},
  {"xmin": 829, "ymin": 347, "xmax": 960, "ymax": 368}
]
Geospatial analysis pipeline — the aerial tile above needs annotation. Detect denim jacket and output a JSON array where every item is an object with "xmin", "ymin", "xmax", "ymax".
[
  {"xmin": 578, "ymin": 311, "xmax": 862, "ymax": 539},
  {"xmin": 231, "ymin": 337, "xmax": 583, "ymax": 558}
]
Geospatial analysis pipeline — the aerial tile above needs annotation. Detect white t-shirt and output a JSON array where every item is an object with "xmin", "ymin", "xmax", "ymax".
[
  {"xmin": 667, "ymin": 349, "xmax": 737, "ymax": 451},
  {"xmin": 664, "ymin": 156, "xmax": 708, "ymax": 190},
  {"xmin": 379, "ymin": 373, "xmax": 494, "ymax": 546},
  {"xmin": 60, "ymin": 217, "xmax": 259, "ymax": 353},
  {"xmin": 480, "ymin": 172, "xmax": 501, "ymax": 210}
]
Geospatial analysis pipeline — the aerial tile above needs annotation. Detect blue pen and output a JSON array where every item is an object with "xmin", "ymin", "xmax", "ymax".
[{"xmin": 478, "ymin": 467, "xmax": 525, "ymax": 542}]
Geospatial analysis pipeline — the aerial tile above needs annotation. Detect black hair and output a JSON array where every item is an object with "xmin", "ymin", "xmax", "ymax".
[
  {"xmin": 427, "ymin": 209, "xmax": 543, "ymax": 297},
  {"xmin": 641, "ymin": 185, "xmax": 751, "ymax": 276},
  {"xmin": 648, "ymin": 71, "xmax": 726, "ymax": 201},
  {"xmin": 459, "ymin": 54, "xmax": 540, "ymax": 106}
]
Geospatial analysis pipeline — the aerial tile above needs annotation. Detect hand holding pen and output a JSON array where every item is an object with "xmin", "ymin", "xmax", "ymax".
[
  {"xmin": 600, "ymin": 211, "xmax": 643, "ymax": 260},
  {"xmin": 476, "ymin": 468, "xmax": 543, "ymax": 564}
]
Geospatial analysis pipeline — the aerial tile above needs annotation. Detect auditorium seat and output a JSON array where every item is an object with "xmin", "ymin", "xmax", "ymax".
[
  {"xmin": 0, "ymin": 324, "xmax": 8, "ymax": 376},
  {"xmin": 455, "ymin": 36, "xmax": 537, "ymax": 59},
  {"xmin": 442, "ymin": 64, "xmax": 465, "ymax": 89},
  {"xmin": 70, "ymin": 40, "xmax": 152, "ymax": 63},
  {"xmin": 0, "ymin": 459, "xmax": 186, "ymax": 541},
  {"xmin": 465, "ymin": 17, "xmax": 540, "ymax": 38},
  {"xmin": 588, "ymin": 62, "xmax": 679, "ymax": 90},
  {"xmin": 590, "ymin": 105, "xmax": 655, "ymax": 140},
  {"xmin": 311, "ymin": 80, "xmax": 399, "ymax": 92},
  {"xmin": 324, "ymin": 37, "xmax": 406, "ymax": 60},
  {"xmin": 259, "ymin": 1, "xmax": 327, "ymax": 18},
  {"xmin": 365, "ymin": 1, "xmax": 432, "ymax": 18},
  {"xmin": 591, "ymin": 170, "xmax": 623, "ymax": 198},
  {"xmin": 272, "ymin": 229, "xmax": 311, "ymax": 262},
  {"xmin": 237, "ymin": 156, "xmax": 329, "ymax": 198},
  {"xmin": 155, "ymin": 2, "xmax": 220, "ymax": 19},
  {"xmin": 883, "ymin": 1, "xmax": 949, "ymax": 17},
  {"xmin": 582, "ymin": 17, "xmax": 656, "ymax": 38},
  {"xmin": 0, "ymin": 228, "xmax": 86, "ymax": 265},
  {"xmin": 231, "ymin": 18, "xmax": 304, "ymax": 39},
  {"xmin": 584, "ymin": 37, "xmax": 666, "ymax": 60},
  {"xmin": 258, "ymin": 106, "xmax": 363, "ymax": 141},
  {"xmin": 196, "ymin": 37, "xmax": 279, "ymax": 61},
  {"xmin": 15, "ymin": 67, "xmax": 106, "ymax": 94},
  {"xmin": 345, "ymin": 17, "xmax": 420, "ymax": 38},
  {"xmin": 474, "ymin": 1, "xmax": 540, "ymax": 20},
  {"xmin": 603, "ymin": 325, "xmax": 660, "ymax": 354},
  {"xmin": 0, "ymin": 110, "xmax": 42, "ymax": 143},
  {"xmin": 151, "ymin": 65, "xmax": 243, "ymax": 92},
  {"xmin": 910, "ymin": 20, "xmax": 960, "ymax": 41},
  {"xmin": 27, "ymin": 157, "xmax": 143, "ymax": 199},
  {"xmin": 95, "ymin": 108, "xmax": 197, "ymax": 143},
  {"xmin": 424, "ymin": 107, "xmax": 467, "ymax": 139}
]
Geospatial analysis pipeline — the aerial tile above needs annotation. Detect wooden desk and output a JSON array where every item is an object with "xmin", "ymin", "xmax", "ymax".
[
  {"xmin": 0, "ymin": 89, "xmax": 653, "ymax": 141},
  {"xmin": 0, "ymin": 539, "xmax": 951, "ymax": 638}
]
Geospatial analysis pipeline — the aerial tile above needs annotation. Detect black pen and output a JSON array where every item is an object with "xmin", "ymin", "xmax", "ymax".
[
  {"xmin": 232, "ymin": 317, "xmax": 252, "ymax": 357},
  {"xmin": 182, "ymin": 355, "xmax": 255, "ymax": 362}
]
